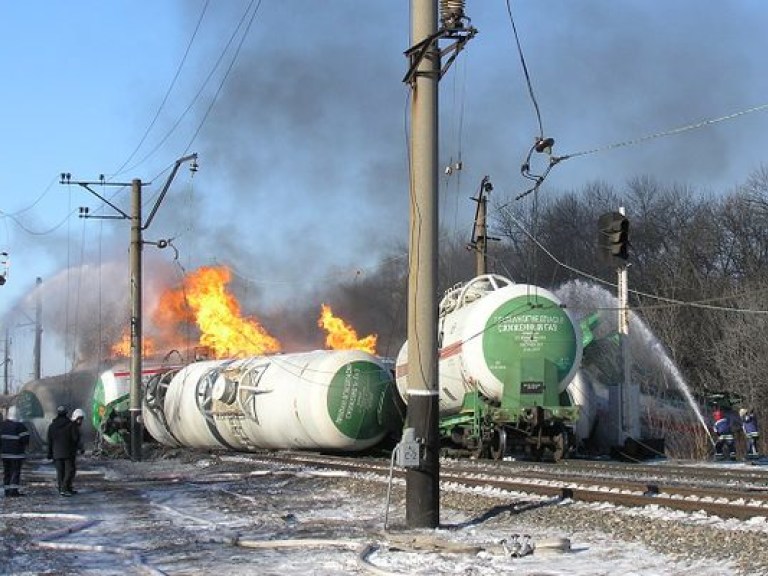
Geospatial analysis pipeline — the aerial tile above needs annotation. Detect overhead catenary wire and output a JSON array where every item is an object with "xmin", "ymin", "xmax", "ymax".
[
  {"xmin": 502, "ymin": 1, "xmax": 560, "ymax": 204},
  {"xmin": 500, "ymin": 0, "xmax": 768, "ymax": 204},
  {"xmin": 123, "ymin": 0, "xmax": 263, "ymax": 176},
  {"xmin": 110, "ymin": 0, "xmax": 211, "ymax": 179},
  {"xmin": 501, "ymin": 1, "xmax": 548, "ymax": 299},
  {"xmin": 498, "ymin": 205, "xmax": 768, "ymax": 315},
  {"xmin": 556, "ymin": 101, "xmax": 768, "ymax": 163},
  {"xmin": 68, "ymin": 218, "xmax": 89, "ymax": 373},
  {"xmin": 504, "ymin": 0, "xmax": 544, "ymax": 140},
  {"xmin": 183, "ymin": 0, "xmax": 264, "ymax": 155},
  {"xmin": 511, "ymin": 101, "xmax": 768, "ymax": 202},
  {"xmin": 2, "ymin": 175, "xmax": 59, "ymax": 218},
  {"xmin": 441, "ymin": 52, "xmax": 469, "ymax": 244}
]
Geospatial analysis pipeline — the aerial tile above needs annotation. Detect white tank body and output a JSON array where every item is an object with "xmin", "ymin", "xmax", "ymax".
[
  {"xmin": 396, "ymin": 275, "xmax": 583, "ymax": 414},
  {"xmin": 566, "ymin": 370, "xmax": 597, "ymax": 442},
  {"xmin": 142, "ymin": 350, "xmax": 399, "ymax": 452}
]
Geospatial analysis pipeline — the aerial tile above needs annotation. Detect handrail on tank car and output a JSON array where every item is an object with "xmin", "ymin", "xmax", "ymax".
[
  {"xmin": 440, "ymin": 274, "xmax": 515, "ymax": 316},
  {"xmin": 455, "ymin": 274, "xmax": 514, "ymax": 309}
]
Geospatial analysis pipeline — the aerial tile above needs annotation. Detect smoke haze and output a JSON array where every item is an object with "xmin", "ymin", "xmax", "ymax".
[{"xmin": 3, "ymin": 1, "xmax": 767, "ymax": 381}]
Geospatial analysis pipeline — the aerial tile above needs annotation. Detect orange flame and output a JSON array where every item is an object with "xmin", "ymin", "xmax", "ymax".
[
  {"xmin": 110, "ymin": 330, "xmax": 157, "ymax": 358},
  {"xmin": 109, "ymin": 267, "xmax": 377, "ymax": 361},
  {"xmin": 154, "ymin": 266, "xmax": 281, "ymax": 358},
  {"xmin": 318, "ymin": 303, "xmax": 377, "ymax": 354}
]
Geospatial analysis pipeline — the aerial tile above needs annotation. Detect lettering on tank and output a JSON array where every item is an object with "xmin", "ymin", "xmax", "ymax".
[
  {"xmin": 335, "ymin": 363, "xmax": 374, "ymax": 422},
  {"xmin": 328, "ymin": 361, "xmax": 391, "ymax": 440},
  {"xmin": 493, "ymin": 313, "xmax": 565, "ymax": 353},
  {"xmin": 484, "ymin": 298, "xmax": 578, "ymax": 380}
]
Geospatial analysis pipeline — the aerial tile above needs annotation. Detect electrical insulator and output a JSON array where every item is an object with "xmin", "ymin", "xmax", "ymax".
[{"xmin": 440, "ymin": 0, "xmax": 466, "ymax": 30}]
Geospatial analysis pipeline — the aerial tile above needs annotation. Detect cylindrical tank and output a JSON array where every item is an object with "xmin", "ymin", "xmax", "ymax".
[
  {"xmin": 13, "ymin": 370, "xmax": 99, "ymax": 450},
  {"xmin": 566, "ymin": 370, "xmax": 597, "ymax": 443},
  {"xmin": 396, "ymin": 274, "xmax": 583, "ymax": 413},
  {"xmin": 142, "ymin": 349, "xmax": 401, "ymax": 452}
]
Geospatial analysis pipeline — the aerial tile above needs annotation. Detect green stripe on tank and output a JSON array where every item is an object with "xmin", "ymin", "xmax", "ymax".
[
  {"xmin": 484, "ymin": 296, "xmax": 578, "ymax": 384},
  {"xmin": 327, "ymin": 361, "xmax": 395, "ymax": 440},
  {"xmin": 92, "ymin": 378, "xmax": 106, "ymax": 428},
  {"xmin": 91, "ymin": 377, "xmax": 130, "ymax": 444}
]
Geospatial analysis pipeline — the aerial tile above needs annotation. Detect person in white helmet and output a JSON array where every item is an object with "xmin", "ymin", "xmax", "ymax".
[{"xmin": 68, "ymin": 408, "xmax": 85, "ymax": 493}]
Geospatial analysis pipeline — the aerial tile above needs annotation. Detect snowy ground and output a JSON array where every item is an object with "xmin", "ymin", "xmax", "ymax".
[{"xmin": 0, "ymin": 453, "xmax": 758, "ymax": 575}]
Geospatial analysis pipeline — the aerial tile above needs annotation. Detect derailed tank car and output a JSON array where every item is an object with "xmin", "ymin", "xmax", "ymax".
[
  {"xmin": 13, "ymin": 370, "xmax": 99, "ymax": 449},
  {"xmin": 142, "ymin": 349, "xmax": 403, "ymax": 452},
  {"xmin": 396, "ymin": 274, "xmax": 583, "ymax": 461},
  {"xmin": 92, "ymin": 363, "xmax": 183, "ymax": 445}
]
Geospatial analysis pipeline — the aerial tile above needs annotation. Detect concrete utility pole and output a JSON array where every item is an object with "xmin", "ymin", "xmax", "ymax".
[
  {"xmin": 3, "ymin": 327, "xmax": 10, "ymax": 396},
  {"xmin": 34, "ymin": 277, "xmax": 42, "ymax": 380},
  {"xmin": 61, "ymin": 153, "xmax": 198, "ymax": 461},
  {"xmin": 469, "ymin": 176, "xmax": 496, "ymax": 277},
  {"xmin": 403, "ymin": 0, "xmax": 476, "ymax": 529},
  {"xmin": 405, "ymin": 0, "xmax": 441, "ymax": 529},
  {"xmin": 129, "ymin": 178, "xmax": 144, "ymax": 461}
]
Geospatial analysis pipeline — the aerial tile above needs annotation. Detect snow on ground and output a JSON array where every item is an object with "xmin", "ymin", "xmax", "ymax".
[{"xmin": 0, "ymin": 454, "xmax": 755, "ymax": 575}]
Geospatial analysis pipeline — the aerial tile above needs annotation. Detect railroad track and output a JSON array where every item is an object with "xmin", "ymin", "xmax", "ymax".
[{"xmin": 248, "ymin": 451, "xmax": 768, "ymax": 521}]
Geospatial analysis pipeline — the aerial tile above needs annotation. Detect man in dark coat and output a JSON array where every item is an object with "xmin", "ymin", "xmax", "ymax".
[
  {"xmin": 47, "ymin": 406, "xmax": 79, "ymax": 496},
  {"xmin": 1, "ymin": 412, "xmax": 30, "ymax": 497}
]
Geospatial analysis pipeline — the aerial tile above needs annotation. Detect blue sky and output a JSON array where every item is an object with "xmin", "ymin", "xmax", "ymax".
[{"xmin": 2, "ymin": 1, "xmax": 767, "ymax": 384}]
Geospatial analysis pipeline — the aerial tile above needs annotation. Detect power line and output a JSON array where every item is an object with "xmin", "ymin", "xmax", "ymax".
[
  {"xmin": 557, "ymin": 102, "xmax": 768, "ymax": 162},
  {"xmin": 0, "ymin": 210, "xmax": 73, "ymax": 237},
  {"xmin": 123, "ymin": 0, "xmax": 263, "ymax": 175},
  {"xmin": 3, "ymin": 175, "xmax": 58, "ymax": 217},
  {"xmin": 504, "ymin": 0, "xmax": 544, "ymax": 139},
  {"xmin": 498, "ymin": 205, "xmax": 768, "ymax": 315},
  {"xmin": 183, "ymin": 0, "xmax": 263, "ymax": 154},
  {"xmin": 110, "ymin": 0, "xmax": 210, "ymax": 179}
]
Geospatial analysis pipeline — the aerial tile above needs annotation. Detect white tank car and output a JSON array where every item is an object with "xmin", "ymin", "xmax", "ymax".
[
  {"xmin": 395, "ymin": 274, "xmax": 584, "ymax": 460},
  {"xmin": 142, "ymin": 350, "xmax": 401, "ymax": 453},
  {"xmin": 396, "ymin": 274, "xmax": 583, "ymax": 413},
  {"xmin": 566, "ymin": 370, "xmax": 598, "ymax": 445}
]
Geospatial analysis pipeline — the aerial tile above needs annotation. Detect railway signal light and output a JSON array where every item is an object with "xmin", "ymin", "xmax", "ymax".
[{"xmin": 598, "ymin": 212, "xmax": 629, "ymax": 260}]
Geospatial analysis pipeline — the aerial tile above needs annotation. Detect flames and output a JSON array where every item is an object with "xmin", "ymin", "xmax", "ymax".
[
  {"xmin": 155, "ymin": 266, "xmax": 281, "ymax": 358},
  {"xmin": 110, "ymin": 332, "xmax": 157, "ymax": 358},
  {"xmin": 318, "ymin": 303, "xmax": 377, "ymax": 354},
  {"xmin": 109, "ymin": 265, "xmax": 376, "ymax": 359}
]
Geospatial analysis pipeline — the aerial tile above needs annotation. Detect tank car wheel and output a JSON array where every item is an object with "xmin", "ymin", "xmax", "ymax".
[
  {"xmin": 490, "ymin": 427, "xmax": 508, "ymax": 461},
  {"xmin": 552, "ymin": 431, "xmax": 568, "ymax": 462},
  {"xmin": 471, "ymin": 439, "xmax": 489, "ymax": 459}
]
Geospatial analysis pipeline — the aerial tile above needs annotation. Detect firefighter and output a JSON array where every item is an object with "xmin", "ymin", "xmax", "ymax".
[
  {"xmin": 713, "ymin": 408, "xmax": 735, "ymax": 461},
  {"xmin": 740, "ymin": 408, "xmax": 760, "ymax": 459},
  {"xmin": 0, "ymin": 411, "xmax": 30, "ymax": 497}
]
